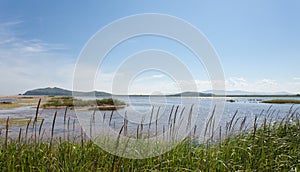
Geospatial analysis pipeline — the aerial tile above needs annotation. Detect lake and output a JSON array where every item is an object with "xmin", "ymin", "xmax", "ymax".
[{"xmin": 0, "ymin": 96, "xmax": 299, "ymax": 140}]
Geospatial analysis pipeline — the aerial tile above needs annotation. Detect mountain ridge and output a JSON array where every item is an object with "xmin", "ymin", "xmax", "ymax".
[
  {"xmin": 23, "ymin": 87, "xmax": 297, "ymax": 97},
  {"xmin": 23, "ymin": 87, "xmax": 111, "ymax": 96}
]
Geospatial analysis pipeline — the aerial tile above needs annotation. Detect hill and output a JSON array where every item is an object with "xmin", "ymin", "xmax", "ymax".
[
  {"xmin": 23, "ymin": 87, "xmax": 111, "ymax": 96},
  {"xmin": 203, "ymin": 90, "xmax": 293, "ymax": 96},
  {"xmin": 169, "ymin": 91, "xmax": 213, "ymax": 97}
]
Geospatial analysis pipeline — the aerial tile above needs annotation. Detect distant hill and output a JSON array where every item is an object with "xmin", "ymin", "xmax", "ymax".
[
  {"xmin": 203, "ymin": 90, "xmax": 293, "ymax": 96},
  {"xmin": 169, "ymin": 91, "xmax": 213, "ymax": 97},
  {"xmin": 169, "ymin": 90, "xmax": 296, "ymax": 97},
  {"xmin": 23, "ymin": 87, "xmax": 111, "ymax": 96},
  {"xmin": 23, "ymin": 87, "xmax": 296, "ymax": 97}
]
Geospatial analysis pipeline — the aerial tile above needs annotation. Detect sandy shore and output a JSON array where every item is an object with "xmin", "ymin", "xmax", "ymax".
[{"xmin": 0, "ymin": 95, "xmax": 25, "ymax": 98}]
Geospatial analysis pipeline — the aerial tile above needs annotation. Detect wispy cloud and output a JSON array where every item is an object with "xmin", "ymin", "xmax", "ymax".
[
  {"xmin": 257, "ymin": 79, "xmax": 277, "ymax": 85},
  {"xmin": 152, "ymin": 74, "xmax": 165, "ymax": 78},
  {"xmin": 0, "ymin": 20, "xmax": 74, "ymax": 95},
  {"xmin": 18, "ymin": 40, "xmax": 66, "ymax": 53},
  {"xmin": 224, "ymin": 77, "xmax": 299, "ymax": 93},
  {"xmin": 227, "ymin": 77, "xmax": 248, "ymax": 88}
]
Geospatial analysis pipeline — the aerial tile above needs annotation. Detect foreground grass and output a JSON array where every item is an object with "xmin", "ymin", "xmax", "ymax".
[
  {"xmin": 262, "ymin": 99, "xmax": 300, "ymax": 104},
  {"xmin": 0, "ymin": 116, "xmax": 299, "ymax": 171}
]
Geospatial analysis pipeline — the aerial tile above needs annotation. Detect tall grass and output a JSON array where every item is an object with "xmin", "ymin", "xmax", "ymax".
[{"xmin": 0, "ymin": 101, "xmax": 299, "ymax": 171}]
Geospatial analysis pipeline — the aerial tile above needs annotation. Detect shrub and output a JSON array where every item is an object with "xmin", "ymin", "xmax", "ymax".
[{"xmin": 96, "ymin": 98, "xmax": 126, "ymax": 106}]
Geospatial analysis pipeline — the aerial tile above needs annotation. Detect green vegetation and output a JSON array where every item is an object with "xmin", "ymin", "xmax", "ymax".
[
  {"xmin": 262, "ymin": 99, "xmax": 300, "ymax": 104},
  {"xmin": 43, "ymin": 97, "xmax": 126, "ymax": 109},
  {"xmin": 43, "ymin": 96, "xmax": 73, "ymax": 107},
  {"xmin": 96, "ymin": 98, "xmax": 126, "ymax": 106},
  {"xmin": 0, "ymin": 104, "xmax": 299, "ymax": 171}
]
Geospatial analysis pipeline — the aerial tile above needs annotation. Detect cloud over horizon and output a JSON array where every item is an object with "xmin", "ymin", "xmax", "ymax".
[{"xmin": 0, "ymin": 21, "xmax": 75, "ymax": 95}]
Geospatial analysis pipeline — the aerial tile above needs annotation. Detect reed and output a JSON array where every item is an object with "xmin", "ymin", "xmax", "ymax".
[
  {"xmin": 5, "ymin": 117, "xmax": 9, "ymax": 148},
  {"xmin": 168, "ymin": 105, "xmax": 175, "ymax": 126},
  {"xmin": 155, "ymin": 106, "xmax": 161, "ymax": 136},
  {"xmin": 148, "ymin": 106, "xmax": 154, "ymax": 138},
  {"xmin": 24, "ymin": 118, "xmax": 31, "ymax": 143},
  {"xmin": 18, "ymin": 128, "xmax": 22, "ymax": 143},
  {"xmin": 38, "ymin": 118, "xmax": 44, "ymax": 144},
  {"xmin": 67, "ymin": 116, "xmax": 71, "ymax": 142},
  {"xmin": 72, "ymin": 119, "xmax": 76, "ymax": 141},
  {"xmin": 50, "ymin": 111, "xmax": 57, "ymax": 149},
  {"xmin": 33, "ymin": 98, "xmax": 41, "ymax": 143},
  {"xmin": 112, "ymin": 124, "xmax": 124, "ymax": 171},
  {"xmin": 109, "ymin": 111, "xmax": 114, "ymax": 126},
  {"xmin": 63, "ymin": 107, "xmax": 67, "ymax": 140}
]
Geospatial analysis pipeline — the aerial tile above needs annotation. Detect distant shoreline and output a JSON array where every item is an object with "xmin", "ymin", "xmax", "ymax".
[
  {"xmin": 16, "ymin": 87, "xmax": 298, "ymax": 98},
  {"xmin": 1, "ymin": 94, "xmax": 300, "ymax": 98}
]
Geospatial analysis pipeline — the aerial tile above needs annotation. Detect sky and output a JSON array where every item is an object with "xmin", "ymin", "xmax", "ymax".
[{"xmin": 0, "ymin": 0, "xmax": 300, "ymax": 95}]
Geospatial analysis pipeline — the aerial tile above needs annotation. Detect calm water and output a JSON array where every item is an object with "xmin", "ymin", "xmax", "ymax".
[{"xmin": 1, "ymin": 96, "xmax": 299, "ymax": 139}]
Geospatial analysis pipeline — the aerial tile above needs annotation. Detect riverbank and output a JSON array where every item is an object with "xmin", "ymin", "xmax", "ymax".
[
  {"xmin": 0, "ymin": 96, "xmax": 48, "ymax": 109},
  {"xmin": 262, "ymin": 99, "xmax": 300, "ymax": 104}
]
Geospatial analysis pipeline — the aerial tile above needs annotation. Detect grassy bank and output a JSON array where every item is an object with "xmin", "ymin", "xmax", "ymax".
[
  {"xmin": 43, "ymin": 97, "xmax": 126, "ymax": 110},
  {"xmin": 262, "ymin": 99, "xmax": 300, "ymax": 104},
  {"xmin": 0, "ymin": 96, "xmax": 48, "ymax": 109},
  {"xmin": 0, "ymin": 104, "xmax": 299, "ymax": 171}
]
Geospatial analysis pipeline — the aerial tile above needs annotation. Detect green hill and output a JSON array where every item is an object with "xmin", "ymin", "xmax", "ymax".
[{"xmin": 23, "ymin": 87, "xmax": 111, "ymax": 96}]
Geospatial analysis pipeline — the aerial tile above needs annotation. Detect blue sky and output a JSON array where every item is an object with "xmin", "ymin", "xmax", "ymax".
[{"xmin": 0, "ymin": 0, "xmax": 300, "ymax": 95}]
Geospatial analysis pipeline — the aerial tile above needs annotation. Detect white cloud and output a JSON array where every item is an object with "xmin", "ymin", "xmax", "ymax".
[
  {"xmin": 257, "ymin": 79, "xmax": 277, "ymax": 86},
  {"xmin": 226, "ymin": 77, "xmax": 248, "ymax": 90},
  {"xmin": 293, "ymin": 77, "xmax": 300, "ymax": 80},
  {"xmin": 132, "ymin": 74, "xmax": 165, "ymax": 82},
  {"xmin": 224, "ymin": 77, "xmax": 300, "ymax": 94},
  {"xmin": 225, "ymin": 77, "xmax": 274, "ymax": 92},
  {"xmin": 152, "ymin": 74, "xmax": 165, "ymax": 78},
  {"xmin": 0, "ymin": 21, "xmax": 23, "ymax": 27},
  {"xmin": 0, "ymin": 20, "xmax": 74, "ymax": 95}
]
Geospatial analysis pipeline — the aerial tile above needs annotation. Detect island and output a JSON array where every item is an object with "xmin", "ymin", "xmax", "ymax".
[{"xmin": 42, "ymin": 96, "xmax": 127, "ymax": 110}]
